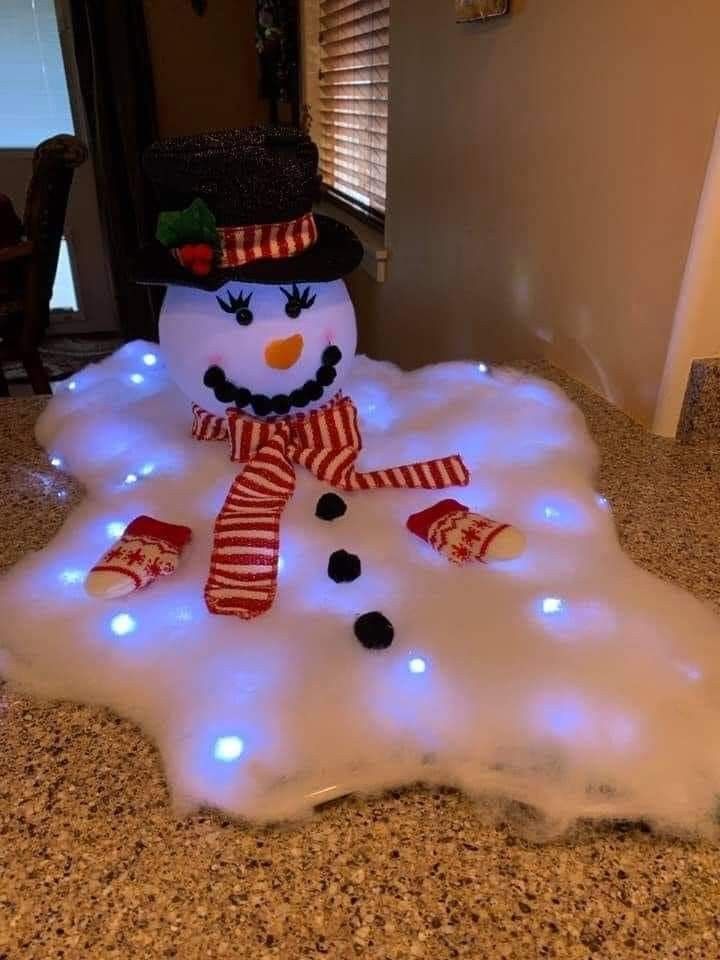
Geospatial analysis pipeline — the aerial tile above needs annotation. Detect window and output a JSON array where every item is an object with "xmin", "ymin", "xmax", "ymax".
[
  {"xmin": 307, "ymin": 0, "xmax": 389, "ymax": 225},
  {"xmin": 0, "ymin": 0, "xmax": 74, "ymax": 148}
]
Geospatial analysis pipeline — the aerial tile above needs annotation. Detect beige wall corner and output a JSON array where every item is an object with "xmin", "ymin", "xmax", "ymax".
[
  {"xmin": 653, "ymin": 117, "xmax": 720, "ymax": 437},
  {"xmin": 352, "ymin": 0, "xmax": 720, "ymax": 425}
]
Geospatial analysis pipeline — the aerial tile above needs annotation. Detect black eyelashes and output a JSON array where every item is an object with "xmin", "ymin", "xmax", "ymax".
[
  {"xmin": 280, "ymin": 283, "xmax": 316, "ymax": 319},
  {"xmin": 215, "ymin": 286, "xmax": 317, "ymax": 324},
  {"xmin": 216, "ymin": 289, "xmax": 254, "ymax": 326}
]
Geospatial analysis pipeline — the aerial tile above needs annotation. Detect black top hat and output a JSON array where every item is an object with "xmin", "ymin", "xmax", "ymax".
[{"xmin": 133, "ymin": 125, "xmax": 363, "ymax": 290}]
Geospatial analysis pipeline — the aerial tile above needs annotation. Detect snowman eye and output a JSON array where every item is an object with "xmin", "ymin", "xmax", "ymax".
[
  {"xmin": 280, "ymin": 283, "xmax": 316, "ymax": 319},
  {"xmin": 216, "ymin": 289, "xmax": 254, "ymax": 326}
]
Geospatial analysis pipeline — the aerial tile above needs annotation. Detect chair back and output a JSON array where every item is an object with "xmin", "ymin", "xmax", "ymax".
[{"xmin": 22, "ymin": 134, "xmax": 88, "ymax": 303}]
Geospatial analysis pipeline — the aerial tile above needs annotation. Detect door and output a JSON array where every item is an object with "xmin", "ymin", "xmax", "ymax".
[{"xmin": 0, "ymin": 0, "xmax": 116, "ymax": 333}]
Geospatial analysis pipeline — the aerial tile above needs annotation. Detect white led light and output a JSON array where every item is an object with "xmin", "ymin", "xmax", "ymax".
[
  {"xmin": 59, "ymin": 569, "xmax": 84, "ymax": 585},
  {"xmin": 214, "ymin": 735, "xmax": 244, "ymax": 762},
  {"xmin": 50, "ymin": 456, "xmax": 62, "ymax": 468},
  {"xmin": 142, "ymin": 352, "xmax": 158, "ymax": 367},
  {"xmin": 124, "ymin": 473, "xmax": 138, "ymax": 485},
  {"xmin": 67, "ymin": 380, "xmax": 77, "ymax": 391},
  {"xmin": 408, "ymin": 656, "xmax": 427, "ymax": 674},
  {"xmin": 597, "ymin": 495, "xmax": 610, "ymax": 510},
  {"xmin": 110, "ymin": 613, "xmax": 136, "ymax": 637},
  {"xmin": 542, "ymin": 597, "xmax": 564, "ymax": 615},
  {"xmin": 679, "ymin": 663, "xmax": 702, "ymax": 682},
  {"xmin": 278, "ymin": 555, "xmax": 285, "ymax": 572},
  {"xmin": 477, "ymin": 362, "xmax": 489, "ymax": 374},
  {"xmin": 139, "ymin": 463, "xmax": 154, "ymax": 476},
  {"xmin": 106, "ymin": 521, "xmax": 126, "ymax": 539},
  {"xmin": 130, "ymin": 373, "xmax": 145, "ymax": 385}
]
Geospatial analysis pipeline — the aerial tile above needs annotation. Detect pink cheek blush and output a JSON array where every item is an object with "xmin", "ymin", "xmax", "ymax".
[
  {"xmin": 207, "ymin": 354, "xmax": 224, "ymax": 367},
  {"xmin": 325, "ymin": 330, "xmax": 336, "ymax": 345}
]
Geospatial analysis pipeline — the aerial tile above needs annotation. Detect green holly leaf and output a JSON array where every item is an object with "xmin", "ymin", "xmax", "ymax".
[{"xmin": 155, "ymin": 198, "xmax": 217, "ymax": 248}]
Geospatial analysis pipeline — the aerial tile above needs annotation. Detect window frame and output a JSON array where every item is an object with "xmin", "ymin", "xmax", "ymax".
[{"xmin": 302, "ymin": 0, "xmax": 389, "ymax": 231}]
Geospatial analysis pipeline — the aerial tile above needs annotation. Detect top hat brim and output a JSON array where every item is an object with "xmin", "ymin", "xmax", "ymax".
[{"xmin": 132, "ymin": 214, "xmax": 364, "ymax": 291}]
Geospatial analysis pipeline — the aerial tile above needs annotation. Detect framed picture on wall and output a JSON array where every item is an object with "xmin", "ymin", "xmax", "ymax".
[{"xmin": 456, "ymin": 0, "xmax": 509, "ymax": 22}]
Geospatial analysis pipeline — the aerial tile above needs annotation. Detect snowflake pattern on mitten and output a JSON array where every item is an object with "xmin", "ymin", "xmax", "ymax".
[
  {"xmin": 428, "ymin": 509, "xmax": 508, "ymax": 564},
  {"xmin": 407, "ymin": 499, "xmax": 524, "ymax": 564},
  {"xmin": 85, "ymin": 515, "xmax": 192, "ymax": 598}
]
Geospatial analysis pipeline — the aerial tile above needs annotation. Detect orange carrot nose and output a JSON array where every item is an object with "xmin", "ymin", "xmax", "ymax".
[{"xmin": 264, "ymin": 333, "xmax": 304, "ymax": 370}]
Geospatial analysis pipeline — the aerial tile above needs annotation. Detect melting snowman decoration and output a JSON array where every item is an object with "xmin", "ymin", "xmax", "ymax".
[
  {"xmin": 88, "ymin": 126, "xmax": 520, "ymax": 639},
  {"xmin": 4, "ymin": 127, "xmax": 720, "ymax": 830},
  {"xmin": 127, "ymin": 118, "xmax": 525, "ymax": 635}
]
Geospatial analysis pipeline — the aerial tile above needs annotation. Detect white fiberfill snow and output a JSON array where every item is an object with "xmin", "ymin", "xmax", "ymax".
[{"xmin": 1, "ymin": 341, "xmax": 719, "ymax": 831}]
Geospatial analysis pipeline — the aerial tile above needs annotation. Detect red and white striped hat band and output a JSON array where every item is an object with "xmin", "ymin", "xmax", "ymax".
[{"xmin": 215, "ymin": 212, "xmax": 319, "ymax": 270}]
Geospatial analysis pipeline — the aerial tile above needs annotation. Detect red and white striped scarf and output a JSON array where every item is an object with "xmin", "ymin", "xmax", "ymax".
[
  {"xmin": 193, "ymin": 394, "xmax": 470, "ymax": 619},
  {"xmin": 216, "ymin": 213, "xmax": 318, "ymax": 270}
]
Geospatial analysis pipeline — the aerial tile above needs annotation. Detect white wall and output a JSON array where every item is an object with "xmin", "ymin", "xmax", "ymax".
[
  {"xmin": 349, "ymin": 0, "xmax": 720, "ymax": 426},
  {"xmin": 653, "ymin": 117, "xmax": 720, "ymax": 436}
]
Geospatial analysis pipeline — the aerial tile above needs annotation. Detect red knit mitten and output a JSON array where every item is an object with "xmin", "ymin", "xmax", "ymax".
[
  {"xmin": 85, "ymin": 515, "xmax": 192, "ymax": 598},
  {"xmin": 407, "ymin": 499, "xmax": 525, "ymax": 564}
]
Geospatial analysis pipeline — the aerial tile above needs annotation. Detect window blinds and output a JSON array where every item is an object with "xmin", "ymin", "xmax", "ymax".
[{"xmin": 318, "ymin": 0, "xmax": 389, "ymax": 219}]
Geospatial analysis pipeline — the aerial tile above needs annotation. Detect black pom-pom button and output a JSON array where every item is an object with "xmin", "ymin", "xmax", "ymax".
[
  {"xmin": 270, "ymin": 394, "xmax": 291, "ymax": 415},
  {"xmin": 328, "ymin": 549, "xmax": 361, "ymax": 583},
  {"xmin": 204, "ymin": 365, "xmax": 225, "ymax": 388},
  {"xmin": 251, "ymin": 394, "xmax": 272, "ymax": 417},
  {"xmin": 215, "ymin": 382, "xmax": 236, "ymax": 404},
  {"xmin": 322, "ymin": 345, "xmax": 342, "ymax": 367},
  {"xmin": 234, "ymin": 387, "xmax": 252, "ymax": 408},
  {"xmin": 304, "ymin": 380, "xmax": 323, "ymax": 402},
  {"xmin": 316, "ymin": 365, "xmax": 337, "ymax": 387},
  {"xmin": 315, "ymin": 493, "xmax": 347, "ymax": 521},
  {"xmin": 290, "ymin": 387, "xmax": 310, "ymax": 408},
  {"xmin": 354, "ymin": 611, "xmax": 394, "ymax": 650}
]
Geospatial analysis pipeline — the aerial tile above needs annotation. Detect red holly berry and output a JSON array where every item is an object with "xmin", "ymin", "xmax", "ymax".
[
  {"xmin": 177, "ymin": 243, "xmax": 214, "ymax": 276},
  {"xmin": 177, "ymin": 244, "xmax": 193, "ymax": 268}
]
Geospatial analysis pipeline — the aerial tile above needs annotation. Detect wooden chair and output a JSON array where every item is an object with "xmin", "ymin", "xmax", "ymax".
[{"xmin": 0, "ymin": 134, "xmax": 88, "ymax": 395}]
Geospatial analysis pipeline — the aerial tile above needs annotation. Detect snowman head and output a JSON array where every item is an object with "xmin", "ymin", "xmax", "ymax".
[
  {"xmin": 159, "ymin": 278, "xmax": 357, "ymax": 417},
  {"xmin": 133, "ymin": 126, "xmax": 364, "ymax": 417}
]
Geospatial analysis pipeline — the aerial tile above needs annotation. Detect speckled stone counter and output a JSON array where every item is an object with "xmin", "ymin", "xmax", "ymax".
[{"xmin": 2, "ymin": 369, "xmax": 720, "ymax": 960}]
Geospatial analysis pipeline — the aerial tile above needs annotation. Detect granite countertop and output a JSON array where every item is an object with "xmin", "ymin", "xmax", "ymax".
[{"xmin": 1, "ymin": 368, "xmax": 720, "ymax": 960}]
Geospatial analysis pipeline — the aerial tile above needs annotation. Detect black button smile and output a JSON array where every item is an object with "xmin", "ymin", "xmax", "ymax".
[{"xmin": 203, "ymin": 346, "xmax": 342, "ymax": 416}]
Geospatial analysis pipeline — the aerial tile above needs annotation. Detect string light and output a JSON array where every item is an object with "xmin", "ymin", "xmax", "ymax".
[
  {"xmin": 477, "ymin": 362, "xmax": 489, "ymax": 374},
  {"xmin": 142, "ymin": 352, "xmax": 158, "ymax": 367},
  {"xmin": 542, "ymin": 597, "xmax": 564, "ymax": 615},
  {"xmin": 59, "ymin": 569, "xmax": 84, "ymax": 585},
  {"xmin": 140, "ymin": 463, "xmax": 155, "ymax": 476},
  {"xmin": 124, "ymin": 473, "xmax": 138, "ymax": 485},
  {"xmin": 408, "ymin": 656, "xmax": 427, "ymax": 674},
  {"xmin": 106, "ymin": 521, "xmax": 126, "ymax": 538},
  {"xmin": 110, "ymin": 613, "xmax": 136, "ymax": 636},
  {"xmin": 50, "ymin": 455, "xmax": 62, "ymax": 468},
  {"xmin": 214, "ymin": 735, "xmax": 244, "ymax": 762},
  {"xmin": 67, "ymin": 380, "xmax": 77, "ymax": 391},
  {"xmin": 130, "ymin": 373, "xmax": 145, "ymax": 385},
  {"xmin": 679, "ymin": 663, "xmax": 701, "ymax": 682},
  {"xmin": 544, "ymin": 505, "xmax": 560, "ymax": 520}
]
